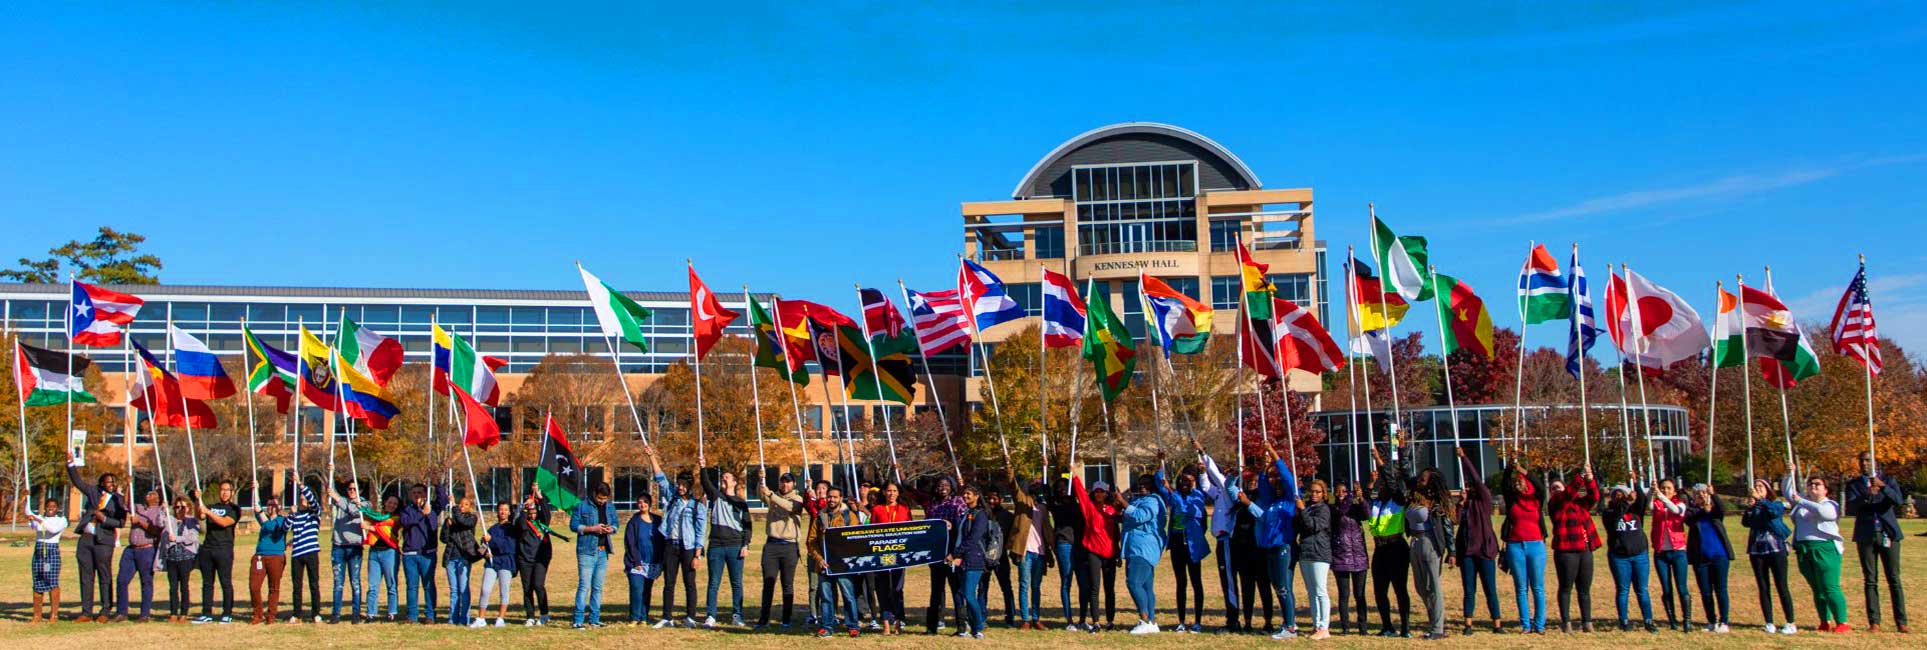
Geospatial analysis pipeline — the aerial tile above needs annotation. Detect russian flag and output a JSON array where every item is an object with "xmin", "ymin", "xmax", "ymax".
[
  {"xmin": 130, "ymin": 341, "xmax": 218, "ymax": 429},
  {"xmin": 958, "ymin": 259, "xmax": 1025, "ymax": 333},
  {"xmin": 69, "ymin": 281, "xmax": 144, "ymax": 347},
  {"xmin": 167, "ymin": 326, "xmax": 236, "ymax": 400},
  {"xmin": 1040, "ymin": 268, "xmax": 1086, "ymax": 348}
]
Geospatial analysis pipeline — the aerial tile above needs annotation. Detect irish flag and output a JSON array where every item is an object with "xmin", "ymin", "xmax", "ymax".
[
  {"xmin": 1710, "ymin": 286, "xmax": 1745, "ymax": 368},
  {"xmin": 579, "ymin": 263, "xmax": 654, "ymax": 352},
  {"xmin": 13, "ymin": 340, "xmax": 97, "ymax": 406},
  {"xmin": 1371, "ymin": 214, "xmax": 1433, "ymax": 302}
]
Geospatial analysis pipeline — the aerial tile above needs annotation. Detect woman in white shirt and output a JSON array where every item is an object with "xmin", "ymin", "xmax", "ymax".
[
  {"xmin": 27, "ymin": 497, "xmax": 69, "ymax": 623},
  {"xmin": 1784, "ymin": 464, "xmax": 1850, "ymax": 632}
]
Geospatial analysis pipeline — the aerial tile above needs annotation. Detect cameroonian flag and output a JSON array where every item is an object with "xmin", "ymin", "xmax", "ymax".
[
  {"xmin": 1435, "ymin": 273, "xmax": 1495, "ymax": 357},
  {"xmin": 1140, "ymin": 273, "xmax": 1213, "ymax": 355},
  {"xmin": 242, "ymin": 325, "xmax": 296, "ymax": 414},
  {"xmin": 1371, "ymin": 214, "xmax": 1433, "ymax": 302},
  {"xmin": 536, "ymin": 413, "xmax": 583, "ymax": 512},
  {"xmin": 843, "ymin": 324, "xmax": 917, "ymax": 404},
  {"xmin": 433, "ymin": 325, "xmax": 507, "ymax": 406},
  {"xmin": 1711, "ymin": 286, "xmax": 1745, "ymax": 368},
  {"xmin": 1080, "ymin": 281, "xmax": 1137, "ymax": 402},
  {"xmin": 578, "ymin": 263, "xmax": 653, "ymax": 352},
  {"xmin": 749, "ymin": 296, "xmax": 807, "ymax": 384},
  {"xmin": 13, "ymin": 340, "xmax": 97, "ymax": 406},
  {"xmin": 1235, "ymin": 238, "xmax": 1276, "ymax": 320}
]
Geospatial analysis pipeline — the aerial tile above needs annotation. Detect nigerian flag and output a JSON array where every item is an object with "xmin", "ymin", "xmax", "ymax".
[
  {"xmin": 1080, "ymin": 281, "xmax": 1137, "ymax": 402},
  {"xmin": 1371, "ymin": 214, "xmax": 1434, "ymax": 302},
  {"xmin": 578, "ymin": 263, "xmax": 653, "ymax": 351}
]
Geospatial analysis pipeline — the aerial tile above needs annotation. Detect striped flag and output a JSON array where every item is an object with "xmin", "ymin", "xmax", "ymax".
[
  {"xmin": 168, "ymin": 325, "xmax": 236, "ymax": 400},
  {"xmin": 859, "ymin": 288, "xmax": 907, "ymax": 341},
  {"xmin": 68, "ymin": 280, "xmax": 144, "ymax": 347},
  {"xmin": 434, "ymin": 324, "xmax": 507, "ymax": 406},
  {"xmin": 1565, "ymin": 246, "xmax": 1599, "ymax": 378},
  {"xmin": 13, "ymin": 341, "xmax": 97, "ymax": 406},
  {"xmin": 336, "ymin": 316, "xmax": 404, "ymax": 386},
  {"xmin": 906, "ymin": 288, "xmax": 971, "ymax": 356},
  {"xmin": 958, "ymin": 259, "xmax": 1025, "ymax": 333},
  {"xmin": 242, "ymin": 325, "xmax": 297, "ymax": 414},
  {"xmin": 1518, "ymin": 244, "xmax": 1571, "ymax": 324},
  {"xmin": 1040, "ymin": 269, "xmax": 1086, "ymax": 348},
  {"xmin": 1829, "ymin": 263, "xmax": 1882, "ymax": 375}
]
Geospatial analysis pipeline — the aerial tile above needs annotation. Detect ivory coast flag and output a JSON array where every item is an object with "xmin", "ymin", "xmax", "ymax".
[
  {"xmin": 1080, "ymin": 281, "xmax": 1137, "ymax": 402},
  {"xmin": 13, "ymin": 340, "xmax": 97, "ymax": 406},
  {"xmin": 578, "ymin": 263, "xmax": 653, "ymax": 352},
  {"xmin": 1435, "ymin": 273, "xmax": 1495, "ymax": 357},
  {"xmin": 1371, "ymin": 214, "xmax": 1434, "ymax": 302},
  {"xmin": 1710, "ymin": 287, "xmax": 1745, "ymax": 368}
]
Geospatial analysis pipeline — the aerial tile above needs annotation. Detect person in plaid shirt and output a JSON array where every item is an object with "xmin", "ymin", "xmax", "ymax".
[{"xmin": 1548, "ymin": 468, "xmax": 1602, "ymax": 632}]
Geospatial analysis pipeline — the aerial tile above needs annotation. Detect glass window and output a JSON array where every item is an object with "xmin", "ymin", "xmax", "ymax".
[
  {"xmin": 549, "ymin": 337, "xmax": 583, "ymax": 354},
  {"xmin": 362, "ymin": 305, "xmax": 399, "ymax": 324},
  {"xmin": 1006, "ymin": 282, "xmax": 1041, "ymax": 317},
  {"xmin": 512, "ymin": 307, "xmax": 545, "ymax": 325},
  {"xmin": 286, "ymin": 304, "xmax": 323, "ymax": 324},
  {"xmin": 548, "ymin": 307, "xmax": 585, "ymax": 326},
  {"xmin": 475, "ymin": 307, "xmax": 510, "ymax": 325},
  {"xmin": 171, "ymin": 302, "xmax": 209, "ymax": 321},
  {"xmin": 1210, "ymin": 276, "xmax": 1241, "ymax": 311},
  {"xmin": 476, "ymin": 336, "xmax": 510, "ymax": 353},
  {"xmin": 1209, "ymin": 220, "xmax": 1242, "ymax": 252},
  {"xmin": 798, "ymin": 406, "xmax": 823, "ymax": 432},
  {"xmin": 1033, "ymin": 226, "xmax": 1065, "ymax": 259},
  {"xmin": 248, "ymin": 304, "xmax": 284, "ymax": 323},
  {"xmin": 401, "ymin": 305, "xmax": 435, "ymax": 325},
  {"xmin": 513, "ymin": 337, "xmax": 545, "ymax": 353},
  {"xmin": 436, "ymin": 306, "xmax": 472, "ymax": 326},
  {"xmin": 10, "ymin": 300, "xmax": 50, "ymax": 321},
  {"xmin": 652, "ymin": 338, "xmax": 688, "ymax": 354},
  {"xmin": 653, "ymin": 307, "xmax": 688, "ymax": 326},
  {"xmin": 331, "ymin": 305, "xmax": 361, "ymax": 324}
]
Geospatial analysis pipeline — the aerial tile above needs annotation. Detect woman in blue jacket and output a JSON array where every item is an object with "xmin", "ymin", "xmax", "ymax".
[
  {"xmin": 1121, "ymin": 473, "xmax": 1169, "ymax": 634},
  {"xmin": 1256, "ymin": 443, "xmax": 1300, "ymax": 640},
  {"xmin": 947, "ymin": 485, "xmax": 993, "ymax": 639},
  {"xmin": 1154, "ymin": 453, "xmax": 1209, "ymax": 633},
  {"xmin": 1742, "ymin": 477, "xmax": 1797, "ymax": 634},
  {"xmin": 624, "ymin": 477, "xmax": 666, "ymax": 626}
]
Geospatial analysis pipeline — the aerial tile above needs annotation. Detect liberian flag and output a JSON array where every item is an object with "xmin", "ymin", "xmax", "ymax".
[
  {"xmin": 579, "ymin": 263, "xmax": 654, "ymax": 352},
  {"xmin": 1370, "ymin": 214, "xmax": 1433, "ymax": 302},
  {"xmin": 1140, "ymin": 273, "xmax": 1213, "ymax": 355},
  {"xmin": 433, "ymin": 324, "xmax": 506, "ymax": 406},
  {"xmin": 68, "ymin": 280, "xmax": 144, "ymax": 347},
  {"xmin": 13, "ymin": 340, "xmax": 97, "ymax": 406},
  {"xmin": 1750, "ymin": 277, "xmax": 1821, "ymax": 388},
  {"xmin": 688, "ymin": 264, "xmax": 740, "ymax": 360},
  {"xmin": 906, "ymin": 289, "xmax": 971, "ymax": 356},
  {"xmin": 336, "ymin": 315, "xmax": 403, "ymax": 386},
  {"xmin": 1518, "ymin": 244, "xmax": 1571, "ymax": 324},
  {"xmin": 242, "ymin": 325, "xmax": 296, "ymax": 414},
  {"xmin": 1275, "ymin": 298, "xmax": 1345, "ymax": 374},
  {"xmin": 129, "ymin": 340, "xmax": 217, "ymax": 428},
  {"xmin": 1040, "ymin": 269, "xmax": 1086, "ymax": 348},
  {"xmin": 167, "ymin": 325, "xmax": 236, "ymax": 400},
  {"xmin": 1710, "ymin": 286, "xmax": 1745, "ymax": 368},
  {"xmin": 1566, "ymin": 246, "xmax": 1599, "ymax": 379},
  {"xmin": 958, "ymin": 259, "xmax": 1025, "ymax": 333}
]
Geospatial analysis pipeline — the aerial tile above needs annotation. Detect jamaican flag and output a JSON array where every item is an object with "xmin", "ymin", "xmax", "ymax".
[
  {"xmin": 1080, "ymin": 281, "xmax": 1137, "ymax": 402},
  {"xmin": 844, "ymin": 325, "xmax": 917, "ymax": 404},
  {"xmin": 749, "ymin": 296, "xmax": 807, "ymax": 384},
  {"xmin": 536, "ymin": 414, "xmax": 582, "ymax": 512}
]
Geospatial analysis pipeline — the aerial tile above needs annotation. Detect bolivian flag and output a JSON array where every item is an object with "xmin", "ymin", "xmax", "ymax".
[{"xmin": 1080, "ymin": 281, "xmax": 1137, "ymax": 402}]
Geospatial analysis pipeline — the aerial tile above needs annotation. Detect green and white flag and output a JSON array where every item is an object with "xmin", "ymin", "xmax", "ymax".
[
  {"xmin": 578, "ymin": 263, "xmax": 653, "ymax": 352},
  {"xmin": 13, "ymin": 340, "xmax": 97, "ymax": 406},
  {"xmin": 1711, "ymin": 286, "xmax": 1745, "ymax": 368},
  {"xmin": 1371, "ymin": 215, "xmax": 1434, "ymax": 302}
]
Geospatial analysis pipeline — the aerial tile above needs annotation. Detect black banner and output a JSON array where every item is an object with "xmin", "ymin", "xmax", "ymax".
[{"xmin": 822, "ymin": 518, "xmax": 950, "ymax": 576}]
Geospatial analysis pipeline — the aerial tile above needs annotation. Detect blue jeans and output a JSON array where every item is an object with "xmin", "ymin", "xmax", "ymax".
[
  {"xmin": 444, "ymin": 558, "xmax": 472, "ymax": 625},
  {"xmin": 1125, "ymin": 557, "xmax": 1157, "ymax": 621},
  {"xmin": 365, "ymin": 549, "xmax": 398, "ymax": 617},
  {"xmin": 1654, "ymin": 549, "xmax": 1692, "ymax": 625},
  {"xmin": 1053, "ymin": 541, "xmax": 1076, "ymax": 621},
  {"xmin": 1017, "ymin": 551, "xmax": 1045, "ymax": 622},
  {"xmin": 1504, "ymin": 540, "xmax": 1547, "ymax": 632},
  {"xmin": 1460, "ymin": 555, "xmax": 1499, "ymax": 619},
  {"xmin": 706, "ymin": 545, "xmax": 745, "ymax": 619},
  {"xmin": 1692, "ymin": 558, "xmax": 1730, "ymax": 626},
  {"xmin": 815, "ymin": 573, "xmax": 858, "ymax": 629},
  {"xmin": 1266, "ymin": 546, "xmax": 1296, "ymax": 630},
  {"xmin": 573, "ymin": 551, "xmax": 608, "ymax": 625},
  {"xmin": 627, "ymin": 572, "xmax": 656, "ymax": 623},
  {"xmin": 402, "ymin": 553, "xmax": 434, "ymax": 621},
  {"xmin": 959, "ymin": 568, "xmax": 987, "ymax": 634},
  {"xmin": 1608, "ymin": 552, "xmax": 1653, "ymax": 624},
  {"xmin": 331, "ymin": 546, "xmax": 363, "ymax": 618}
]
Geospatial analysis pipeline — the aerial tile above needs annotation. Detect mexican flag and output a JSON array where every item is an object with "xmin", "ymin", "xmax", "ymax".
[
  {"xmin": 1435, "ymin": 273, "xmax": 1495, "ymax": 357},
  {"xmin": 13, "ymin": 340, "xmax": 97, "ymax": 406},
  {"xmin": 1080, "ymin": 281, "xmax": 1137, "ymax": 402},
  {"xmin": 336, "ymin": 316, "xmax": 404, "ymax": 386},
  {"xmin": 1371, "ymin": 215, "xmax": 1434, "ymax": 302},
  {"xmin": 749, "ymin": 296, "xmax": 807, "ymax": 384},
  {"xmin": 536, "ymin": 414, "xmax": 583, "ymax": 512},
  {"xmin": 1710, "ymin": 287, "xmax": 1745, "ymax": 368},
  {"xmin": 578, "ymin": 264, "xmax": 653, "ymax": 352}
]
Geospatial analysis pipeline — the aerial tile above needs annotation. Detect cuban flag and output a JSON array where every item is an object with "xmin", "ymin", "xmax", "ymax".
[
  {"xmin": 958, "ymin": 259, "xmax": 1025, "ymax": 333},
  {"xmin": 1566, "ymin": 245, "xmax": 1599, "ymax": 378},
  {"xmin": 168, "ymin": 325, "xmax": 236, "ymax": 400},
  {"xmin": 69, "ymin": 280, "xmax": 144, "ymax": 347},
  {"xmin": 1040, "ymin": 269, "xmax": 1086, "ymax": 348}
]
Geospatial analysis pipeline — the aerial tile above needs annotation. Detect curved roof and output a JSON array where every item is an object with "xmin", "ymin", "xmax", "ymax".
[{"xmin": 1011, "ymin": 122, "xmax": 1262, "ymax": 199}]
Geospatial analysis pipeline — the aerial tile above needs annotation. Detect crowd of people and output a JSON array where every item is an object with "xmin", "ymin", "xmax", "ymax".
[{"xmin": 16, "ymin": 442, "xmax": 1913, "ymax": 641}]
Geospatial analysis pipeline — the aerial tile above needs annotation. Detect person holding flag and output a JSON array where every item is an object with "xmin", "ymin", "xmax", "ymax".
[{"xmin": 688, "ymin": 262, "xmax": 740, "ymax": 465}]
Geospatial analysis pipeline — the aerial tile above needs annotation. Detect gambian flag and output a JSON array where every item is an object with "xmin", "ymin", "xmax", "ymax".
[
  {"xmin": 1435, "ymin": 273, "xmax": 1496, "ymax": 357},
  {"xmin": 1517, "ymin": 243, "xmax": 1571, "ymax": 324},
  {"xmin": 336, "ymin": 315, "xmax": 404, "ymax": 386},
  {"xmin": 1747, "ymin": 279, "xmax": 1820, "ymax": 388},
  {"xmin": 13, "ymin": 340, "xmax": 97, "ymax": 406},
  {"xmin": 242, "ymin": 326, "xmax": 296, "ymax": 414},
  {"xmin": 1371, "ymin": 214, "xmax": 1434, "ymax": 302},
  {"xmin": 749, "ymin": 296, "xmax": 808, "ymax": 384},
  {"xmin": 1710, "ymin": 286, "xmax": 1745, "ymax": 368},
  {"xmin": 1235, "ymin": 239, "xmax": 1277, "ymax": 320},
  {"xmin": 1080, "ymin": 281, "xmax": 1137, "ymax": 402},
  {"xmin": 1140, "ymin": 273, "xmax": 1213, "ymax": 355},
  {"xmin": 536, "ymin": 414, "xmax": 583, "ymax": 512},
  {"xmin": 579, "ymin": 263, "xmax": 653, "ymax": 352}
]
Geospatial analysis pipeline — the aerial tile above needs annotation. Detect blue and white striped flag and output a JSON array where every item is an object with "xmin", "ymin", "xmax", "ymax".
[{"xmin": 1566, "ymin": 245, "xmax": 1599, "ymax": 378}]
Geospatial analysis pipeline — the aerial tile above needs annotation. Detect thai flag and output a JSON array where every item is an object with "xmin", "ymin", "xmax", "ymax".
[
  {"xmin": 1040, "ymin": 269, "xmax": 1086, "ymax": 348},
  {"xmin": 168, "ymin": 325, "xmax": 236, "ymax": 400},
  {"xmin": 69, "ymin": 280, "xmax": 144, "ymax": 347},
  {"xmin": 1566, "ymin": 245, "xmax": 1599, "ymax": 379},
  {"xmin": 958, "ymin": 259, "xmax": 1025, "ymax": 333}
]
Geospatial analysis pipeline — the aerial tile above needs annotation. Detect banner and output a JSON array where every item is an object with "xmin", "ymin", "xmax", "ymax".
[{"xmin": 822, "ymin": 518, "xmax": 950, "ymax": 576}]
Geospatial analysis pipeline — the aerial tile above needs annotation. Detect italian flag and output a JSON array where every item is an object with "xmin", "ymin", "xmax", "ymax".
[
  {"xmin": 1371, "ymin": 215, "xmax": 1434, "ymax": 302},
  {"xmin": 433, "ymin": 325, "xmax": 506, "ymax": 406},
  {"xmin": 579, "ymin": 264, "xmax": 653, "ymax": 352},
  {"xmin": 13, "ymin": 340, "xmax": 97, "ymax": 406},
  {"xmin": 336, "ymin": 316, "xmax": 404, "ymax": 386},
  {"xmin": 1710, "ymin": 287, "xmax": 1745, "ymax": 368}
]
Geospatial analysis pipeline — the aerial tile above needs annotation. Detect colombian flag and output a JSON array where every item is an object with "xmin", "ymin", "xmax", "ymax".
[{"xmin": 333, "ymin": 349, "xmax": 400, "ymax": 430}]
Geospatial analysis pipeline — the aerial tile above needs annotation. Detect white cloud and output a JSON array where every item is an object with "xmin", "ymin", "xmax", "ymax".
[
  {"xmin": 1499, "ymin": 154, "xmax": 1927, "ymax": 225},
  {"xmin": 1787, "ymin": 272, "xmax": 1927, "ymax": 356}
]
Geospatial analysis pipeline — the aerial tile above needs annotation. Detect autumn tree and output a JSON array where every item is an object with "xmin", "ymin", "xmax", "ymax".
[
  {"xmin": 1228, "ymin": 380, "xmax": 1324, "ymax": 478},
  {"xmin": 2, "ymin": 227, "xmax": 163, "ymax": 285},
  {"xmin": 1442, "ymin": 328, "xmax": 1519, "ymax": 405},
  {"xmin": 0, "ymin": 334, "xmax": 119, "ymax": 520},
  {"xmin": 645, "ymin": 336, "xmax": 826, "ymax": 478}
]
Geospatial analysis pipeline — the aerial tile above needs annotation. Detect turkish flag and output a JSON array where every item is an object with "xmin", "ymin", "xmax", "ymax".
[
  {"xmin": 453, "ymin": 384, "xmax": 500, "ymax": 450},
  {"xmin": 689, "ymin": 265, "xmax": 741, "ymax": 360}
]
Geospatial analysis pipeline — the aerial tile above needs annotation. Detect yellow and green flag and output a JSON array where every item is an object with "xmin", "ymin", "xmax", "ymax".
[{"xmin": 1080, "ymin": 281, "xmax": 1137, "ymax": 402}]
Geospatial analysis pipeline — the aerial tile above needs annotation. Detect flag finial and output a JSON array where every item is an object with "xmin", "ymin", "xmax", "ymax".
[{"xmin": 1859, "ymin": 253, "xmax": 1866, "ymax": 264}]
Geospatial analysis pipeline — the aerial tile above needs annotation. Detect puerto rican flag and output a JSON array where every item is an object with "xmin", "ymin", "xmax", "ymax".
[
  {"xmin": 1040, "ymin": 269, "xmax": 1086, "ymax": 348},
  {"xmin": 69, "ymin": 280, "xmax": 144, "ymax": 347},
  {"xmin": 958, "ymin": 259, "xmax": 1026, "ymax": 333},
  {"xmin": 906, "ymin": 288, "xmax": 972, "ymax": 356}
]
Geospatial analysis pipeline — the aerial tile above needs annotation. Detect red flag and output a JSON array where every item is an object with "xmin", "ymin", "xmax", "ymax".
[
  {"xmin": 1239, "ymin": 307, "xmax": 1283, "ymax": 379},
  {"xmin": 453, "ymin": 385, "xmax": 500, "ymax": 450},
  {"xmin": 688, "ymin": 265, "xmax": 740, "ymax": 360}
]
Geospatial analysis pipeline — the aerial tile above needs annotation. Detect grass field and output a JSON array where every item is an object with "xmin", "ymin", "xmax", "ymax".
[{"xmin": 0, "ymin": 519, "xmax": 1919, "ymax": 648}]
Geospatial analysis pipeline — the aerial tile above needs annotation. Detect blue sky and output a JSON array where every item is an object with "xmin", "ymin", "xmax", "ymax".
[{"xmin": 3, "ymin": 3, "xmax": 1924, "ymax": 353}]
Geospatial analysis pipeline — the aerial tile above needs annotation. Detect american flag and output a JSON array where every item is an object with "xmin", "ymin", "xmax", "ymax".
[
  {"xmin": 906, "ymin": 288, "xmax": 972, "ymax": 356},
  {"xmin": 1829, "ymin": 263, "xmax": 1882, "ymax": 375},
  {"xmin": 858, "ymin": 288, "xmax": 906, "ymax": 338}
]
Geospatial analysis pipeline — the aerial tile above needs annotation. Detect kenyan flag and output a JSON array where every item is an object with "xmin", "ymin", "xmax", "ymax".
[
  {"xmin": 536, "ymin": 414, "xmax": 583, "ymax": 512},
  {"xmin": 13, "ymin": 340, "xmax": 97, "ymax": 406},
  {"xmin": 1080, "ymin": 281, "xmax": 1137, "ymax": 402}
]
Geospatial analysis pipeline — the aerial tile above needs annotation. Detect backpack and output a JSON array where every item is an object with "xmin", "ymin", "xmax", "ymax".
[{"xmin": 981, "ymin": 515, "xmax": 1005, "ymax": 565}]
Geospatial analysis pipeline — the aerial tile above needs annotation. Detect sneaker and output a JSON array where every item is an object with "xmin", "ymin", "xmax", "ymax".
[
  {"xmin": 468, "ymin": 618, "xmax": 486, "ymax": 629},
  {"xmin": 653, "ymin": 618, "xmax": 673, "ymax": 629},
  {"xmin": 972, "ymin": 632, "xmax": 983, "ymax": 639},
  {"xmin": 1716, "ymin": 624, "xmax": 1729, "ymax": 633},
  {"xmin": 814, "ymin": 628, "xmax": 831, "ymax": 638},
  {"xmin": 313, "ymin": 615, "xmax": 323, "ymax": 624},
  {"xmin": 703, "ymin": 616, "xmax": 719, "ymax": 629},
  {"xmin": 192, "ymin": 616, "xmax": 213, "ymax": 624},
  {"xmin": 1312, "ymin": 628, "xmax": 1332, "ymax": 640},
  {"xmin": 219, "ymin": 616, "xmax": 234, "ymax": 624},
  {"xmin": 1271, "ymin": 627, "xmax": 1298, "ymax": 640},
  {"xmin": 571, "ymin": 623, "xmax": 584, "ymax": 629},
  {"xmin": 731, "ymin": 614, "xmax": 745, "ymax": 627},
  {"xmin": 848, "ymin": 628, "xmax": 860, "ymax": 638},
  {"xmin": 1129, "ymin": 622, "xmax": 1159, "ymax": 635},
  {"xmin": 1833, "ymin": 623, "xmax": 1852, "ymax": 633},
  {"xmin": 683, "ymin": 617, "xmax": 699, "ymax": 628},
  {"xmin": 1782, "ymin": 623, "xmax": 1798, "ymax": 635},
  {"xmin": 956, "ymin": 631, "xmax": 972, "ymax": 638}
]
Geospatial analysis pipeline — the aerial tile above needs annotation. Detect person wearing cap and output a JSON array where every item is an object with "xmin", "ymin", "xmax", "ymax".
[
  {"xmin": 1844, "ymin": 451, "xmax": 1908, "ymax": 633},
  {"xmin": 1600, "ymin": 472, "xmax": 1655, "ymax": 632},
  {"xmin": 1071, "ymin": 473, "xmax": 1121, "ymax": 632},
  {"xmin": 1684, "ymin": 483, "xmax": 1732, "ymax": 633},
  {"xmin": 757, "ymin": 471, "xmax": 806, "ymax": 629},
  {"xmin": 1785, "ymin": 463, "xmax": 1850, "ymax": 632},
  {"xmin": 1742, "ymin": 477, "xmax": 1797, "ymax": 634}
]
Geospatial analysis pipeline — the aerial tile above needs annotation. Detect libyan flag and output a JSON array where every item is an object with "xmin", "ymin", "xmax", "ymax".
[
  {"xmin": 842, "ymin": 325, "xmax": 917, "ymax": 404},
  {"xmin": 536, "ymin": 414, "xmax": 583, "ymax": 512},
  {"xmin": 1081, "ymin": 281, "xmax": 1137, "ymax": 402},
  {"xmin": 13, "ymin": 341, "xmax": 98, "ymax": 406}
]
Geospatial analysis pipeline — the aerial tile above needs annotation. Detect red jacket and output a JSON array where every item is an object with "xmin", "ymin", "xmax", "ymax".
[
  {"xmin": 1547, "ymin": 477, "xmax": 1602, "ymax": 552},
  {"xmin": 1072, "ymin": 476, "xmax": 1118, "ymax": 559}
]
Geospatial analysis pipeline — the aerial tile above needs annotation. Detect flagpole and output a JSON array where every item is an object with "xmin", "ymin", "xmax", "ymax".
[
  {"xmin": 121, "ymin": 335, "xmax": 138, "ymax": 488},
  {"xmin": 1609, "ymin": 265, "xmax": 1635, "ymax": 482},
  {"xmin": 1706, "ymin": 282, "xmax": 1721, "ymax": 485},
  {"xmin": 1427, "ymin": 265, "xmax": 1464, "ymax": 488},
  {"xmin": 12, "ymin": 330, "xmax": 31, "ymax": 525},
  {"xmin": 1367, "ymin": 205, "xmax": 1404, "ymax": 446},
  {"xmin": 1346, "ymin": 254, "xmax": 1379, "ymax": 476},
  {"xmin": 814, "ymin": 349, "xmax": 853, "ymax": 496},
  {"xmin": 745, "ymin": 287, "xmax": 768, "ymax": 482},
  {"xmin": 1622, "ymin": 265, "xmax": 1659, "ymax": 481},
  {"xmin": 326, "ymin": 312, "xmax": 344, "ymax": 488},
  {"xmin": 1765, "ymin": 267, "xmax": 1795, "ymax": 477},
  {"xmin": 1136, "ymin": 274, "xmax": 1168, "ymax": 470},
  {"xmin": 855, "ymin": 284, "xmax": 902, "ymax": 484},
  {"xmin": 291, "ymin": 317, "xmax": 306, "ymax": 492},
  {"xmin": 1232, "ymin": 276, "xmax": 1247, "ymax": 474},
  {"xmin": 959, "ymin": 258, "xmax": 1012, "ymax": 465},
  {"xmin": 142, "ymin": 345, "xmax": 168, "ymax": 505},
  {"xmin": 1039, "ymin": 264, "xmax": 1054, "ymax": 484},
  {"xmin": 1736, "ymin": 274, "xmax": 1757, "ymax": 485},
  {"xmin": 168, "ymin": 316, "xmax": 200, "ymax": 498},
  {"xmin": 1511, "ymin": 241, "xmax": 1535, "ymax": 461},
  {"xmin": 63, "ymin": 275, "xmax": 78, "ymax": 480},
  {"xmin": 1343, "ymin": 251, "xmax": 1370, "ymax": 484},
  {"xmin": 1573, "ymin": 243, "xmax": 1592, "ymax": 472},
  {"xmin": 772, "ymin": 297, "xmax": 817, "ymax": 487},
  {"xmin": 686, "ymin": 261, "xmax": 710, "ymax": 467},
  {"xmin": 240, "ymin": 317, "xmax": 260, "ymax": 509},
  {"xmin": 1860, "ymin": 255, "xmax": 1877, "ymax": 474},
  {"xmin": 895, "ymin": 283, "xmax": 960, "ymax": 483}
]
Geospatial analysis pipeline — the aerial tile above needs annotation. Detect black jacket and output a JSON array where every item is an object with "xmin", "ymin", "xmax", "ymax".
[
  {"xmin": 1844, "ymin": 474, "xmax": 1905, "ymax": 545},
  {"xmin": 1683, "ymin": 496, "xmax": 1733, "ymax": 565},
  {"xmin": 1296, "ymin": 501, "xmax": 1333, "ymax": 563},
  {"xmin": 67, "ymin": 464, "xmax": 126, "ymax": 547},
  {"xmin": 1599, "ymin": 488, "xmax": 1650, "ymax": 558}
]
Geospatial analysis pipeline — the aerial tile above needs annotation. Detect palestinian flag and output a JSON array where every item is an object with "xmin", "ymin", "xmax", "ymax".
[
  {"xmin": 536, "ymin": 414, "xmax": 583, "ymax": 512},
  {"xmin": 843, "ymin": 324, "xmax": 917, "ymax": 404},
  {"xmin": 242, "ymin": 326, "xmax": 296, "ymax": 414},
  {"xmin": 1080, "ymin": 281, "xmax": 1137, "ymax": 402},
  {"xmin": 749, "ymin": 296, "xmax": 807, "ymax": 384},
  {"xmin": 1235, "ymin": 238, "xmax": 1277, "ymax": 320},
  {"xmin": 579, "ymin": 264, "xmax": 654, "ymax": 352},
  {"xmin": 1747, "ymin": 279, "xmax": 1821, "ymax": 387},
  {"xmin": 1349, "ymin": 257, "xmax": 1409, "ymax": 330},
  {"xmin": 13, "ymin": 340, "xmax": 97, "ymax": 406},
  {"xmin": 1435, "ymin": 273, "xmax": 1495, "ymax": 357},
  {"xmin": 1710, "ymin": 286, "xmax": 1745, "ymax": 368},
  {"xmin": 1371, "ymin": 214, "xmax": 1433, "ymax": 302}
]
